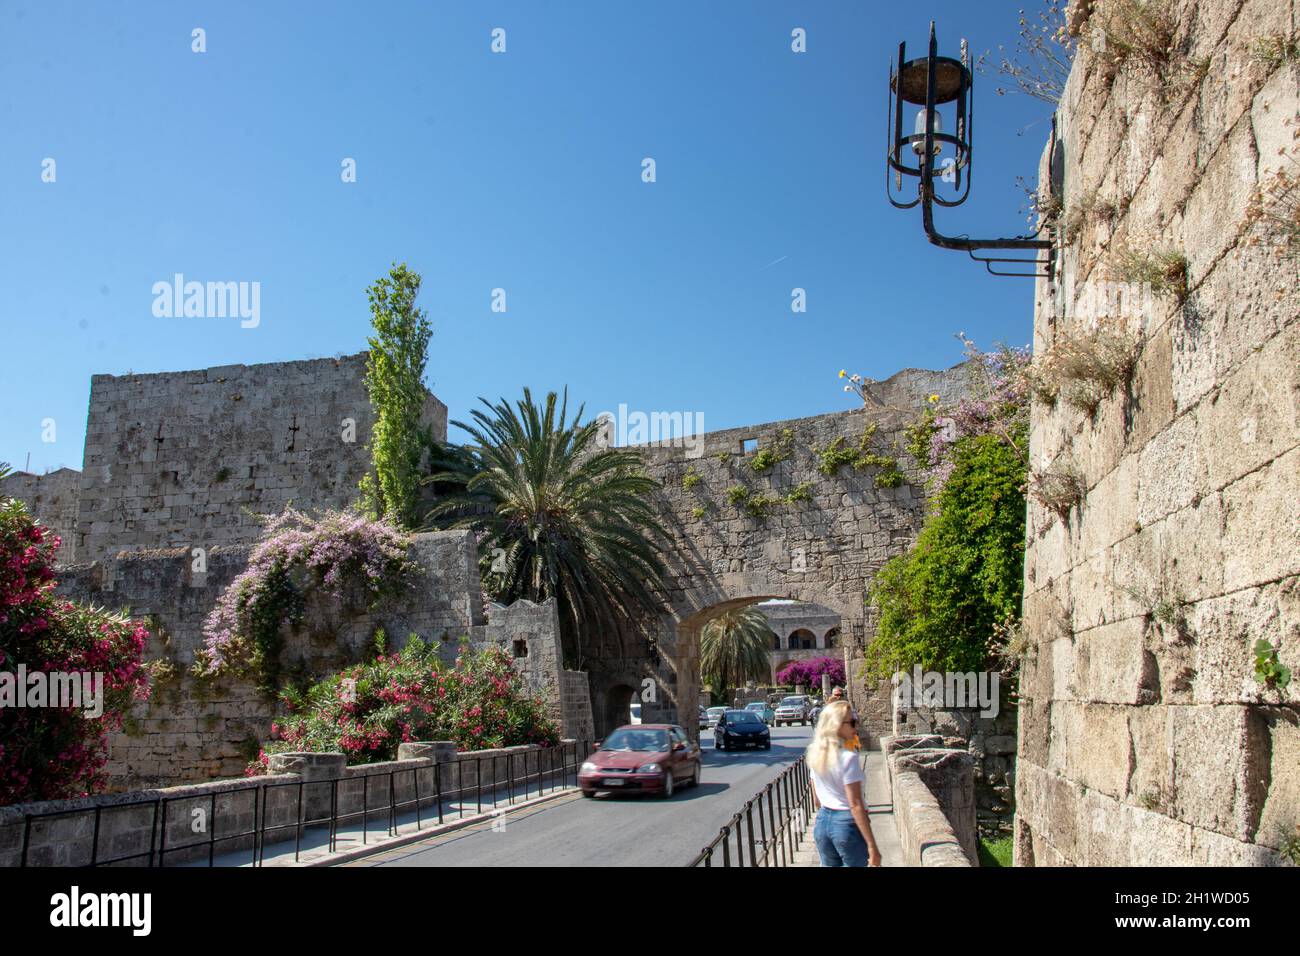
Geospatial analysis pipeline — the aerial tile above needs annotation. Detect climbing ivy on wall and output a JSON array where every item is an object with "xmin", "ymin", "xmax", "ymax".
[
  {"xmin": 814, "ymin": 422, "xmax": 906, "ymax": 488},
  {"xmin": 359, "ymin": 262, "xmax": 433, "ymax": 530}
]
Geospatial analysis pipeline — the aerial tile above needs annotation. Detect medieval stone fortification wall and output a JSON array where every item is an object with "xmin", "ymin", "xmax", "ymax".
[
  {"xmin": 631, "ymin": 362, "xmax": 972, "ymax": 741},
  {"xmin": 54, "ymin": 531, "xmax": 590, "ymax": 792},
  {"xmin": 72, "ymin": 352, "xmax": 446, "ymax": 563},
  {"xmin": 1016, "ymin": 0, "xmax": 1299, "ymax": 865}
]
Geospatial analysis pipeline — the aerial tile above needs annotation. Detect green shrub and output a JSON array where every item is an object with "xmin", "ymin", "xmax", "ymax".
[
  {"xmin": 749, "ymin": 428, "xmax": 795, "ymax": 473},
  {"xmin": 865, "ymin": 430, "xmax": 1027, "ymax": 678},
  {"xmin": 247, "ymin": 640, "xmax": 559, "ymax": 772}
]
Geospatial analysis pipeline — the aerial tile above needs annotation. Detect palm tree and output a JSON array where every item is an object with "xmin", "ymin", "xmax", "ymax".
[
  {"xmin": 700, "ymin": 606, "xmax": 775, "ymax": 706},
  {"xmin": 423, "ymin": 389, "xmax": 671, "ymax": 668}
]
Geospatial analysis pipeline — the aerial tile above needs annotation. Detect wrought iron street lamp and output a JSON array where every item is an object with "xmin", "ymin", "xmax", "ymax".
[{"xmin": 887, "ymin": 22, "xmax": 1054, "ymax": 280}]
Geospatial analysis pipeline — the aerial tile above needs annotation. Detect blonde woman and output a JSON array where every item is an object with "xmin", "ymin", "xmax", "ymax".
[{"xmin": 806, "ymin": 700, "xmax": 882, "ymax": 867}]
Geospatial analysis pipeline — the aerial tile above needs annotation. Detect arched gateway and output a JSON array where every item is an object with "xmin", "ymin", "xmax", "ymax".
[{"xmin": 579, "ymin": 364, "xmax": 967, "ymax": 740}]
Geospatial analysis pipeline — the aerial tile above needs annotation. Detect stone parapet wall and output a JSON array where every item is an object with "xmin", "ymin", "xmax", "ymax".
[
  {"xmin": 893, "ymin": 685, "xmax": 1018, "ymax": 837},
  {"xmin": 1017, "ymin": 0, "xmax": 1299, "ymax": 866},
  {"xmin": 881, "ymin": 735, "xmax": 976, "ymax": 866},
  {"xmin": 0, "ymin": 740, "xmax": 578, "ymax": 867}
]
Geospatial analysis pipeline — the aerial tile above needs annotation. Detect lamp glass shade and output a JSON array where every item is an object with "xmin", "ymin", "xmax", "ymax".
[{"xmin": 911, "ymin": 108, "xmax": 943, "ymax": 156}]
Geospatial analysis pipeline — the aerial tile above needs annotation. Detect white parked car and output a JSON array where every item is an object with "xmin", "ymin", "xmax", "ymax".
[
  {"xmin": 705, "ymin": 706, "xmax": 727, "ymax": 728},
  {"xmin": 773, "ymin": 695, "xmax": 811, "ymax": 726},
  {"xmin": 629, "ymin": 702, "xmax": 642, "ymax": 724}
]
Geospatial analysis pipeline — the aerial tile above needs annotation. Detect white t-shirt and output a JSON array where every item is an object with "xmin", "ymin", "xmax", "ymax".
[{"xmin": 811, "ymin": 748, "xmax": 864, "ymax": 811}]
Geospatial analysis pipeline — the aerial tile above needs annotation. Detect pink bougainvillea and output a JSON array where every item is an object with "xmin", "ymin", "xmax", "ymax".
[
  {"xmin": 193, "ymin": 507, "xmax": 418, "ymax": 690},
  {"xmin": 775, "ymin": 656, "xmax": 846, "ymax": 690}
]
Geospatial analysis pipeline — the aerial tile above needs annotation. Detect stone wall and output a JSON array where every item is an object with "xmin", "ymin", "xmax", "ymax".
[
  {"xmin": 0, "ymin": 468, "xmax": 81, "ymax": 562},
  {"xmin": 52, "ymin": 531, "xmax": 590, "ymax": 791},
  {"xmin": 881, "ymin": 734, "xmax": 977, "ymax": 866},
  {"xmin": 1016, "ymin": 0, "xmax": 1299, "ymax": 866},
  {"xmin": 893, "ymin": 684, "xmax": 1018, "ymax": 838},
  {"xmin": 72, "ymin": 352, "xmax": 447, "ymax": 563},
  {"xmin": 629, "ymin": 362, "xmax": 971, "ymax": 741},
  {"xmin": 0, "ymin": 740, "xmax": 578, "ymax": 867}
]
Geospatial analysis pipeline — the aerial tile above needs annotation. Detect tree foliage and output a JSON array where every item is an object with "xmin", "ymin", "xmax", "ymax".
[
  {"xmin": 0, "ymin": 465, "xmax": 152, "ymax": 804},
  {"xmin": 700, "ymin": 607, "xmax": 774, "ymax": 704},
  {"xmin": 360, "ymin": 262, "xmax": 433, "ymax": 530},
  {"xmin": 864, "ymin": 428, "xmax": 1028, "ymax": 679},
  {"xmin": 424, "ymin": 388, "xmax": 671, "ymax": 669}
]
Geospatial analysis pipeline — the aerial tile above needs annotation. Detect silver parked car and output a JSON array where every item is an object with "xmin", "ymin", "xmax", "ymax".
[{"xmin": 773, "ymin": 695, "xmax": 811, "ymax": 726}]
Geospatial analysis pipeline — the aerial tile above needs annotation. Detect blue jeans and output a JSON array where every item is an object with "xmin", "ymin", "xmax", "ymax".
[{"xmin": 814, "ymin": 808, "xmax": 869, "ymax": 867}]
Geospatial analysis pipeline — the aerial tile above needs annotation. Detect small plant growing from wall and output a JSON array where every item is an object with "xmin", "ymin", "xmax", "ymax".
[
  {"xmin": 748, "ymin": 428, "xmax": 795, "ymax": 473},
  {"xmin": 1026, "ymin": 319, "xmax": 1142, "ymax": 416},
  {"xmin": 1091, "ymin": 0, "xmax": 1210, "ymax": 98},
  {"xmin": 815, "ymin": 422, "xmax": 906, "ymax": 488},
  {"xmin": 1122, "ymin": 581, "xmax": 1191, "ymax": 642},
  {"xmin": 1240, "ymin": 152, "xmax": 1300, "ymax": 259},
  {"xmin": 1061, "ymin": 189, "xmax": 1122, "ymax": 245},
  {"xmin": 1279, "ymin": 823, "xmax": 1300, "ymax": 866},
  {"xmin": 1028, "ymin": 467, "xmax": 1085, "ymax": 521},
  {"xmin": 1251, "ymin": 33, "xmax": 1300, "ymax": 67},
  {"xmin": 690, "ymin": 506, "xmax": 706, "ymax": 520},
  {"xmin": 784, "ymin": 481, "xmax": 814, "ymax": 504},
  {"xmin": 987, "ymin": 615, "xmax": 1033, "ymax": 676},
  {"xmin": 974, "ymin": 0, "xmax": 1076, "ymax": 105},
  {"xmin": 682, "ymin": 467, "xmax": 702, "ymax": 490},
  {"xmin": 1253, "ymin": 638, "xmax": 1292, "ymax": 691},
  {"xmin": 1110, "ymin": 245, "xmax": 1189, "ymax": 304}
]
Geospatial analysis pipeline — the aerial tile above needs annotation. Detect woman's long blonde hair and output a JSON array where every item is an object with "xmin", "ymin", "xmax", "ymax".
[{"xmin": 805, "ymin": 700, "xmax": 852, "ymax": 777}]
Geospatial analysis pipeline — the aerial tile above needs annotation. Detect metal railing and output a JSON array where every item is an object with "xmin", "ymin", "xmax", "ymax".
[
  {"xmin": 16, "ymin": 740, "xmax": 588, "ymax": 867},
  {"xmin": 688, "ymin": 756, "xmax": 813, "ymax": 867}
]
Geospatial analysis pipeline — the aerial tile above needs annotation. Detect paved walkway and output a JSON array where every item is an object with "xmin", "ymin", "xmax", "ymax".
[{"xmin": 790, "ymin": 749, "xmax": 902, "ymax": 867}]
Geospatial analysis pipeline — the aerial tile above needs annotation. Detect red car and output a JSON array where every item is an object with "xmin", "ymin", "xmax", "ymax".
[{"xmin": 579, "ymin": 724, "xmax": 702, "ymax": 798}]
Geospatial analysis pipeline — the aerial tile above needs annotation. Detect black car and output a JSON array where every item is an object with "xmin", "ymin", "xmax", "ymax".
[{"xmin": 714, "ymin": 709, "xmax": 772, "ymax": 751}]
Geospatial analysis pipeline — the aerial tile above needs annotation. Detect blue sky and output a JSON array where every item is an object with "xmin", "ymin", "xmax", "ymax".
[{"xmin": 1, "ymin": 0, "xmax": 1060, "ymax": 472}]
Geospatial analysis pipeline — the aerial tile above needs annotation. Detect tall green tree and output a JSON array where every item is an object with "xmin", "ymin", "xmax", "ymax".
[
  {"xmin": 425, "ymin": 388, "xmax": 670, "ymax": 668},
  {"xmin": 700, "ymin": 607, "xmax": 774, "ymax": 706},
  {"xmin": 360, "ymin": 262, "xmax": 433, "ymax": 530}
]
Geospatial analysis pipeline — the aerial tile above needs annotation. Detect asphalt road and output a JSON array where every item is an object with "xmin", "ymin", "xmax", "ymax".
[{"xmin": 354, "ymin": 722, "xmax": 815, "ymax": 867}]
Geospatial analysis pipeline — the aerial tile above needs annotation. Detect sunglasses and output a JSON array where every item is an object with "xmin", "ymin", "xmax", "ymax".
[{"xmin": 841, "ymin": 718, "xmax": 857, "ymax": 728}]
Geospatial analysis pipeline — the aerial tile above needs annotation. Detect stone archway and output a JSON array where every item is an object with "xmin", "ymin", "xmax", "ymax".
[
  {"xmin": 584, "ymin": 368, "xmax": 968, "ymax": 744},
  {"xmin": 594, "ymin": 680, "xmax": 639, "ymax": 739},
  {"xmin": 788, "ymin": 628, "xmax": 816, "ymax": 650}
]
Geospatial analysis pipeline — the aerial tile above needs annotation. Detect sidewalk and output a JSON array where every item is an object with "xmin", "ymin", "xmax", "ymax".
[{"xmin": 790, "ymin": 750, "xmax": 902, "ymax": 867}]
